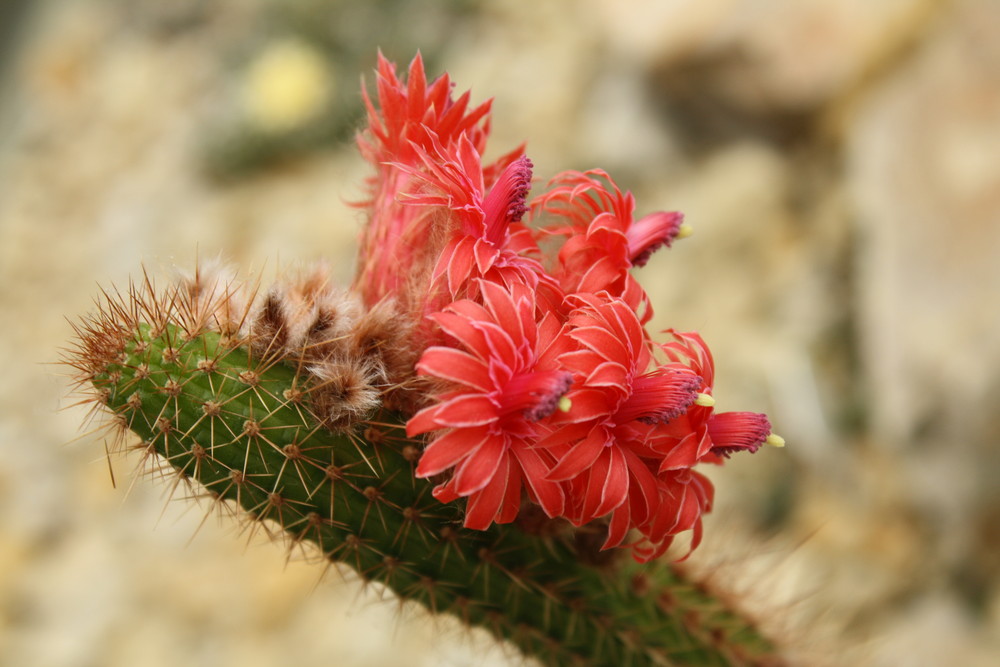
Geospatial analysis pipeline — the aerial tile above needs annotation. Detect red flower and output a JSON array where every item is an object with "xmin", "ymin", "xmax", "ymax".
[
  {"xmin": 632, "ymin": 468, "xmax": 715, "ymax": 562},
  {"xmin": 353, "ymin": 53, "xmax": 530, "ymax": 315},
  {"xmin": 358, "ymin": 52, "xmax": 492, "ymax": 175},
  {"xmin": 352, "ymin": 56, "xmax": 783, "ymax": 561},
  {"xmin": 539, "ymin": 294, "xmax": 703, "ymax": 554},
  {"xmin": 531, "ymin": 170, "xmax": 688, "ymax": 304},
  {"xmin": 405, "ymin": 281, "xmax": 569, "ymax": 529},
  {"xmin": 396, "ymin": 141, "xmax": 555, "ymax": 303},
  {"xmin": 653, "ymin": 331, "xmax": 783, "ymax": 471}
]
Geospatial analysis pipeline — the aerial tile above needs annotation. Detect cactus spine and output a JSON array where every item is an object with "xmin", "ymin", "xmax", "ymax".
[{"xmin": 66, "ymin": 275, "xmax": 783, "ymax": 667}]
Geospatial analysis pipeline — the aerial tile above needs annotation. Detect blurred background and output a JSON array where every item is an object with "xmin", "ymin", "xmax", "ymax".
[{"xmin": 1, "ymin": 0, "xmax": 998, "ymax": 664}]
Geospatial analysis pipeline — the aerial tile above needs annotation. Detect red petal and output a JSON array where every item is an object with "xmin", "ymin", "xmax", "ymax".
[
  {"xmin": 536, "ymin": 422, "xmax": 593, "ymax": 449},
  {"xmin": 473, "ymin": 238, "xmax": 497, "ymax": 274},
  {"xmin": 547, "ymin": 427, "xmax": 610, "ymax": 481},
  {"xmin": 479, "ymin": 280, "xmax": 524, "ymax": 340},
  {"xmin": 512, "ymin": 445, "xmax": 565, "ymax": 518},
  {"xmin": 405, "ymin": 403, "xmax": 444, "ymax": 436},
  {"xmin": 576, "ymin": 256, "xmax": 623, "ymax": 293},
  {"xmin": 443, "ymin": 236, "xmax": 476, "ymax": 296},
  {"xmin": 557, "ymin": 388, "xmax": 613, "ymax": 423},
  {"xmin": 416, "ymin": 347, "xmax": 491, "ymax": 392},
  {"xmin": 603, "ymin": 299, "xmax": 646, "ymax": 359},
  {"xmin": 672, "ymin": 485, "xmax": 701, "ymax": 534},
  {"xmin": 602, "ymin": 502, "xmax": 631, "ymax": 550},
  {"xmin": 657, "ymin": 431, "xmax": 705, "ymax": 472},
  {"xmin": 586, "ymin": 360, "xmax": 630, "ymax": 390},
  {"xmin": 580, "ymin": 448, "xmax": 613, "ymax": 520},
  {"xmin": 433, "ymin": 310, "xmax": 488, "ymax": 358},
  {"xmin": 623, "ymin": 448, "xmax": 659, "ymax": 525},
  {"xmin": 646, "ymin": 474, "xmax": 684, "ymax": 540},
  {"xmin": 454, "ymin": 435, "xmax": 507, "ymax": 495},
  {"xmin": 464, "ymin": 456, "xmax": 510, "ymax": 529},
  {"xmin": 405, "ymin": 53, "xmax": 427, "ymax": 118},
  {"xmin": 593, "ymin": 446, "xmax": 629, "ymax": 517},
  {"xmin": 569, "ymin": 325, "xmax": 627, "ymax": 364},
  {"xmin": 496, "ymin": 472, "xmax": 522, "ymax": 524},
  {"xmin": 419, "ymin": 394, "xmax": 497, "ymax": 430},
  {"xmin": 473, "ymin": 320, "xmax": 519, "ymax": 370},
  {"xmin": 432, "ymin": 479, "xmax": 460, "ymax": 503},
  {"xmin": 415, "ymin": 427, "xmax": 490, "ymax": 478},
  {"xmin": 557, "ymin": 349, "xmax": 606, "ymax": 376}
]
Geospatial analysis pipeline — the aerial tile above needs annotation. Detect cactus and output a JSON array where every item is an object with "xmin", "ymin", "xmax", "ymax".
[
  {"xmin": 66, "ymin": 53, "xmax": 790, "ymax": 666},
  {"xmin": 66, "ymin": 274, "xmax": 783, "ymax": 667}
]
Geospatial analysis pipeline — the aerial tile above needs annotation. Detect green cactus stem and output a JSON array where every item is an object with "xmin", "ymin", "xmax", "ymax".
[{"xmin": 67, "ymin": 278, "xmax": 784, "ymax": 667}]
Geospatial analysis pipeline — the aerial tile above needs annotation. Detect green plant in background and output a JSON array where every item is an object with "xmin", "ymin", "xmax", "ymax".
[{"xmin": 68, "ymin": 55, "xmax": 786, "ymax": 666}]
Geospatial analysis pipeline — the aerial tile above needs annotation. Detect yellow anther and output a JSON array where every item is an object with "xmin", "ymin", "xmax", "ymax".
[
  {"xmin": 676, "ymin": 223, "xmax": 694, "ymax": 240},
  {"xmin": 558, "ymin": 396, "xmax": 573, "ymax": 413},
  {"xmin": 765, "ymin": 433, "xmax": 786, "ymax": 448},
  {"xmin": 694, "ymin": 393, "xmax": 715, "ymax": 408}
]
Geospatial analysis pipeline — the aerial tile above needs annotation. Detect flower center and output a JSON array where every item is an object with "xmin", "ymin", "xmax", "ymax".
[
  {"xmin": 707, "ymin": 412, "xmax": 773, "ymax": 457},
  {"xmin": 482, "ymin": 156, "xmax": 533, "ymax": 245},
  {"xmin": 626, "ymin": 211, "xmax": 686, "ymax": 267},
  {"xmin": 501, "ymin": 369, "xmax": 573, "ymax": 421},
  {"xmin": 617, "ymin": 367, "xmax": 701, "ymax": 424}
]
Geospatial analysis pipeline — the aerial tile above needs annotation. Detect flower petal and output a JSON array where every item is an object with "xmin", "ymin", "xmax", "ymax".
[
  {"xmin": 454, "ymin": 434, "xmax": 507, "ymax": 495},
  {"xmin": 407, "ymin": 394, "xmax": 496, "ymax": 435},
  {"xmin": 432, "ymin": 310, "xmax": 489, "ymax": 359},
  {"xmin": 569, "ymin": 325, "xmax": 627, "ymax": 364},
  {"xmin": 512, "ymin": 445, "xmax": 565, "ymax": 518},
  {"xmin": 463, "ymin": 455, "xmax": 511, "ymax": 529},
  {"xmin": 479, "ymin": 280, "xmax": 524, "ymax": 341},
  {"xmin": 593, "ymin": 445, "xmax": 629, "ymax": 518},
  {"xmin": 602, "ymin": 501, "xmax": 631, "ymax": 550},
  {"xmin": 553, "ymin": 388, "xmax": 613, "ymax": 424},
  {"xmin": 416, "ymin": 347, "xmax": 491, "ymax": 392},
  {"xmin": 547, "ymin": 426, "xmax": 610, "ymax": 481},
  {"xmin": 441, "ymin": 236, "xmax": 476, "ymax": 296},
  {"xmin": 415, "ymin": 427, "xmax": 490, "ymax": 478},
  {"xmin": 657, "ymin": 431, "xmax": 706, "ymax": 472}
]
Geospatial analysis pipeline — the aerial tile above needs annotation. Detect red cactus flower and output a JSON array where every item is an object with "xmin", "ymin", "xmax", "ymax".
[
  {"xmin": 539, "ymin": 294, "xmax": 704, "ymax": 554},
  {"xmin": 653, "ymin": 331, "xmax": 784, "ymax": 471},
  {"xmin": 531, "ymin": 170, "xmax": 689, "ymax": 302},
  {"xmin": 396, "ymin": 141, "xmax": 555, "ymax": 303},
  {"xmin": 405, "ymin": 280, "xmax": 569, "ymax": 529},
  {"xmin": 354, "ymin": 56, "xmax": 783, "ymax": 561},
  {"xmin": 353, "ymin": 53, "xmax": 530, "ymax": 315},
  {"xmin": 633, "ymin": 468, "xmax": 715, "ymax": 562}
]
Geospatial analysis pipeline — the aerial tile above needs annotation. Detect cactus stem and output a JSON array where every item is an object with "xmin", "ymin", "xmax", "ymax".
[{"xmin": 63, "ymin": 268, "xmax": 786, "ymax": 666}]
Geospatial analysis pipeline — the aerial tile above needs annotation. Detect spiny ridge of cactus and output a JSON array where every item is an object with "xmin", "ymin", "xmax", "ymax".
[{"xmin": 65, "ymin": 272, "xmax": 784, "ymax": 667}]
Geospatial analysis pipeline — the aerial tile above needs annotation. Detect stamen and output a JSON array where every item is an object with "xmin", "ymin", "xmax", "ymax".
[
  {"xmin": 626, "ymin": 211, "xmax": 684, "ymax": 267},
  {"xmin": 765, "ymin": 433, "xmax": 786, "ymax": 448},
  {"xmin": 620, "ymin": 368, "xmax": 701, "ymax": 424},
  {"xmin": 482, "ymin": 156, "xmax": 533, "ymax": 245},
  {"xmin": 706, "ymin": 412, "xmax": 772, "ymax": 458},
  {"xmin": 501, "ymin": 369, "xmax": 573, "ymax": 421},
  {"xmin": 694, "ymin": 393, "xmax": 715, "ymax": 407}
]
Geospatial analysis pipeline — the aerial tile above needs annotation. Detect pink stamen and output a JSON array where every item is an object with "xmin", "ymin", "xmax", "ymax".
[
  {"xmin": 627, "ymin": 211, "xmax": 684, "ymax": 267},
  {"xmin": 501, "ymin": 369, "xmax": 573, "ymax": 421},
  {"xmin": 707, "ymin": 412, "xmax": 772, "ymax": 457},
  {"xmin": 618, "ymin": 368, "xmax": 701, "ymax": 424},
  {"xmin": 483, "ymin": 156, "xmax": 533, "ymax": 245}
]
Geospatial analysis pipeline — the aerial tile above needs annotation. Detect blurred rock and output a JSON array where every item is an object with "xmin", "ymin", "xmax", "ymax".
[{"xmin": 848, "ymin": 0, "xmax": 1000, "ymax": 452}]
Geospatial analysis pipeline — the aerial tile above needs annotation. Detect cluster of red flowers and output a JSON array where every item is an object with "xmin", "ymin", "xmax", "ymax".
[{"xmin": 353, "ymin": 55, "xmax": 782, "ymax": 561}]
